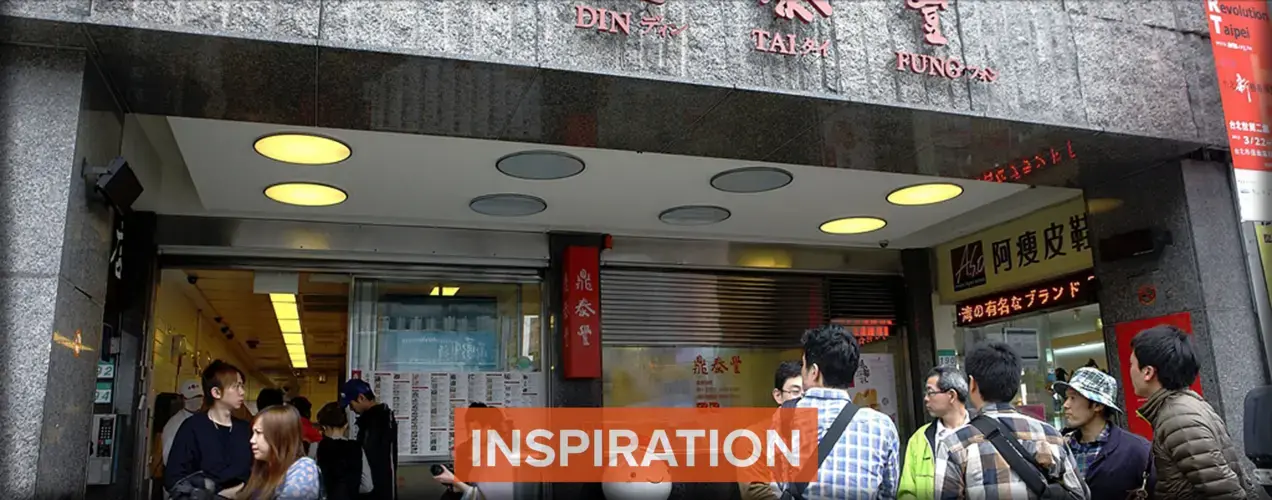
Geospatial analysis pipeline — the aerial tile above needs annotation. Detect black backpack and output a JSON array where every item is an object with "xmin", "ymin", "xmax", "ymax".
[
  {"xmin": 167, "ymin": 471, "xmax": 218, "ymax": 500},
  {"xmin": 316, "ymin": 439, "xmax": 363, "ymax": 500},
  {"xmin": 969, "ymin": 415, "xmax": 1083, "ymax": 499}
]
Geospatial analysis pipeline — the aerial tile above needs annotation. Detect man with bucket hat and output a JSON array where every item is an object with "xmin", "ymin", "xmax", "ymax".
[{"xmin": 1056, "ymin": 367, "xmax": 1155, "ymax": 498}]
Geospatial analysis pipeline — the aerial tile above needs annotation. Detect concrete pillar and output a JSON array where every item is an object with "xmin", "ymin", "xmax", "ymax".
[
  {"xmin": 901, "ymin": 248, "xmax": 938, "ymax": 427},
  {"xmin": 1085, "ymin": 158, "xmax": 1269, "ymax": 451},
  {"xmin": 0, "ymin": 44, "xmax": 120, "ymax": 497}
]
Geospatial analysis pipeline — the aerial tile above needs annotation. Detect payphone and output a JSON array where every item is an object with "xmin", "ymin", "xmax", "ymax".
[{"xmin": 86, "ymin": 414, "xmax": 118, "ymax": 485}]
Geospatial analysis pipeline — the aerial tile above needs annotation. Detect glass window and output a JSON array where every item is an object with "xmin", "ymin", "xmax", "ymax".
[
  {"xmin": 350, "ymin": 279, "xmax": 543, "ymax": 375},
  {"xmin": 945, "ymin": 303, "xmax": 1104, "ymax": 429}
]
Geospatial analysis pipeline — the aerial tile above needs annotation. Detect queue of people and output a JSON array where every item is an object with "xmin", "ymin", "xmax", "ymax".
[
  {"xmin": 743, "ymin": 323, "xmax": 1256, "ymax": 499},
  {"xmin": 158, "ymin": 361, "xmax": 399, "ymax": 500}
]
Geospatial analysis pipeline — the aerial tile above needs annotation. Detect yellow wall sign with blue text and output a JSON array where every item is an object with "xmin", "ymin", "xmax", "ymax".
[{"xmin": 937, "ymin": 197, "xmax": 1094, "ymax": 304}]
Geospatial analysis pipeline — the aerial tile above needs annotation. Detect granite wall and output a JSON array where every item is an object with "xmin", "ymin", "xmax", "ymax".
[
  {"xmin": 1086, "ymin": 158, "xmax": 1268, "ymax": 453},
  {"xmin": 0, "ymin": 43, "xmax": 120, "ymax": 497},
  {"xmin": 0, "ymin": 0, "xmax": 1225, "ymax": 146}
]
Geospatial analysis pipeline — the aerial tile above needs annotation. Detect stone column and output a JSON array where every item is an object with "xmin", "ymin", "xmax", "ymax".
[
  {"xmin": 1084, "ymin": 158, "xmax": 1269, "ymax": 451},
  {"xmin": 0, "ymin": 44, "xmax": 120, "ymax": 497},
  {"xmin": 901, "ymin": 248, "xmax": 938, "ymax": 427}
]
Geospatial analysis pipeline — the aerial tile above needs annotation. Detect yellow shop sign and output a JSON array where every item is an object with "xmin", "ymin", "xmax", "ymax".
[
  {"xmin": 937, "ymin": 197, "xmax": 1093, "ymax": 303},
  {"xmin": 1257, "ymin": 223, "xmax": 1272, "ymax": 305}
]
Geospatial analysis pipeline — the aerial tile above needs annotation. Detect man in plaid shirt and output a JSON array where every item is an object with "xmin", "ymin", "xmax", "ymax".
[
  {"xmin": 933, "ymin": 342, "xmax": 1088, "ymax": 499},
  {"xmin": 780, "ymin": 325, "xmax": 901, "ymax": 499}
]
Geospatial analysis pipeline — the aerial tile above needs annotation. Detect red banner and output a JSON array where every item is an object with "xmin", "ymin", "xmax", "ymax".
[
  {"xmin": 1204, "ymin": 0, "xmax": 1272, "ymax": 171},
  {"xmin": 562, "ymin": 245, "xmax": 601, "ymax": 379},
  {"xmin": 1114, "ymin": 312, "xmax": 1204, "ymax": 441}
]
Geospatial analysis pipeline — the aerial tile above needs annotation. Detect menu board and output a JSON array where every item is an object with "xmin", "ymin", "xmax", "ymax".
[{"xmin": 363, "ymin": 370, "xmax": 545, "ymax": 457}]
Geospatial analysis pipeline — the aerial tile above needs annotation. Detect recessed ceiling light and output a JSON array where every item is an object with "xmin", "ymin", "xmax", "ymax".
[
  {"xmin": 1086, "ymin": 198, "xmax": 1123, "ymax": 214},
  {"xmin": 496, "ymin": 151, "xmax": 585, "ymax": 180},
  {"xmin": 710, "ymin": 167, "xmax": 793, "ymax": 193},
  {"xmin": 469, "ymin": 194, "xmax": 547, "ymax": 217},
  {"xmin": 659, "ymin": 205, "xmax": 732, "ymax": 225},
  {"xmin": 264, "ymin": 182, "xmax": 348, "ymax": 207},
  {"xmin": 886, "ymin": 183, "xmax": 964, "ymax": 206},
  {"xmin": 253, "ymin": 133, "xmax": 351, "ymax": 165},
  {"xmin": 820, "ymin": 217, "xmax": 887, "ymax": 235}
]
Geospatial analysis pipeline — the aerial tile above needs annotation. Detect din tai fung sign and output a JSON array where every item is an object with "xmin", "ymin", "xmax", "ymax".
[
  {"xmin": 937, "ymin": 197, "xmax": 1093, "ymax": 303},
  {"xmin": 562, "ymin": 246, "xmax": 602, "ymax": 379},
  {"xmin": 568, "ymin": 0, "xmax": 1003, "ymax": 73},
  {"xmin": 955, "ymin": 272, "xmax": 1098, "ymax": 327}
]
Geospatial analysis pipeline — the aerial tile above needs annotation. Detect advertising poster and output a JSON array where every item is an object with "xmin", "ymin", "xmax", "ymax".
[
  {"xmin": 1114, "ymin": 312, "xmax": 1204, "ymax": 440},
  {"xmin": 603, "ymin": 347, "xmax": 804, "ymax": 408},
  {"xmin": 1203, "ymin": 0, "xmax": 1272, "ymax": 221},
  {"xmin": 852, "ymin": 354, "xmax": 899, "ymax": 424}
]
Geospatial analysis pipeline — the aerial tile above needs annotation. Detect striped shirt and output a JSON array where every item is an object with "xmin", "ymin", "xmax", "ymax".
[
  {"xmin": 779, "ymin": 387, "xmax": 901, "ymax": 499},
  {"xmin": 933, "ymin": 403, "xmax": 1088, "ymax": 499}
]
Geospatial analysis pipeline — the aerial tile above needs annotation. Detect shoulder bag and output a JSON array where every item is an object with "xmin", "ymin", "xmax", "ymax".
[
  {"xmin": 778, "ymin": 401, "xmax": 861, "ymax": 500},
  {"xmin": 968, "ymin": 415, "xmax": 1081, "ymax": 500}
]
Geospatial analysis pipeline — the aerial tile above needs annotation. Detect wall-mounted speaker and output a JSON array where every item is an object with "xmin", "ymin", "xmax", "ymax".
[
  {"xmin": 1097, "ymin": 228, "xmax": 1172, "ymax": 263},
  {"xmin": 91, "ymin": 158, "xmax": 143, "ymax": 215}
]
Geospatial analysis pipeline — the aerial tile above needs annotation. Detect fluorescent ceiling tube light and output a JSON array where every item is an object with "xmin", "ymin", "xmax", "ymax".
[
  {"xmin": 282, "ymin": 333, "xmax": 304, "ymax": 345},
  {"xmin": 270, "ymin": 293, "xmax": 296, "ymax": 303},
  {"xmin": 430, "ymin": 287, "xmax": 460, "ymax": 296},
  {"xmin": 278, "ymin": 319, "xmax": 302, "ymax": 333},
  {"xmin": 273, "ymin": 301, "xmax": 299, "ymax": 321}
]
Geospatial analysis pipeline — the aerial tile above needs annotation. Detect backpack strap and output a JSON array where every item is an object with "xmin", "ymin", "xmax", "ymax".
[
  {"xmin": 781, "ymin": 402, "xmax": 861, "ymax": 500},
  {"xmin": 969, "ymin": 415, "xmax": 1053, "ymax": 497}
]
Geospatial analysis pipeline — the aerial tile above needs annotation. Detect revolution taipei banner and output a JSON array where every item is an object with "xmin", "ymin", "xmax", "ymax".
[{"xmin": 1204, "ymin": 0, "xmax": 1272, "ymax": 221}]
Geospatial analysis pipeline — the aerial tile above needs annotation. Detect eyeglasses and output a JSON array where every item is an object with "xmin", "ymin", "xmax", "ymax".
[{"xmin": 923, "ymin": 388, "xmax": 951, "ymax": 397}]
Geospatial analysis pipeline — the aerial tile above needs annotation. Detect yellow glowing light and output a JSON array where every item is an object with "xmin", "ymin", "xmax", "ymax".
[
  {"xmin": 270, "ymin": 293, "xmax": 295, "ymax": 303},
  {"xmin": 264, "ymin": 183, "xmax": 348, "ymax": 207},
  {"xmin": 430, "ymin": 287, "xmax": 460, "ymax": 296},
  {"xmin": 282, "ymin": 333, "xmax": 304, "ymax": 345},
  {"xmin": 273, "ymin": 301, "xmax": 299, "ymax": 321},
  {"xmin": 291, "ymin": 359, "xmax": 308, "ymax": 369},
  {"xmin": 278, "ymin": 319, "xmax": 302, "ymax": 333},
  {"xmin": 1086, "ymin": 198, "xmax": 1123, "ymax": 214},
  {"xmin": 819, "ymin": 217, "xmax": 888, "ymax": 235},
  {"xmin": 253, "ymin": 133, "xmax": 351, "ymax": 165},
  {"xmin": 886, "ymin": 183, "xmax": 964, "ymax": 206}
]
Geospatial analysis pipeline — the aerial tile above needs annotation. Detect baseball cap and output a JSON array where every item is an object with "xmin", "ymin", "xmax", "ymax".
[
  {"xmin": 1053, "ymin": 367, "xmax": 1122, "ymax": 413},
  {"xmin": 179, "ymin": 379, "xmax": 203, "ymax": 400},
  {"xmin": 339, "ymin": 378, "xmax": 373, "ymax": 407}
]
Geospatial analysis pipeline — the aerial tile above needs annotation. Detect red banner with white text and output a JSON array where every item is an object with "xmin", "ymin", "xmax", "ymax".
[
  {"xmin": 1204, "ymin": 1, "xmax": 1272, "ymax": 220},
  {"xmin": 562, "ymin": 246, "xmax": 601, "ymax": 379}
]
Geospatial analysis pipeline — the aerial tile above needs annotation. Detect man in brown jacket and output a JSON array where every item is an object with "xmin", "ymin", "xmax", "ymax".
[{"xmin": 1129, "ymin": 325, "xmax": 1252, "ymax": 499}]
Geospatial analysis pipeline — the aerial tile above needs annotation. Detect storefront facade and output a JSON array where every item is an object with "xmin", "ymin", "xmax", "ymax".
[{"xmin": 3, "ymin": 1, "xmax": 1270, "ymax": 498}]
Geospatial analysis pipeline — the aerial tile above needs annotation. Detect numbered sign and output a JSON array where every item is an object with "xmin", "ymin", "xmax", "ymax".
[
  {"xmin": 96, "ymin": 360, "xmax": 115, "ymax": 380},
  {"xmin": 94, "ymin": 381, "xmax": 112, "ymax": 404}
]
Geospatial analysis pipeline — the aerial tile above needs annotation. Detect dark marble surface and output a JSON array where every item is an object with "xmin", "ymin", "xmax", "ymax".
[{"xmin": 1086, "ymin": 159, "xmax": 1267, "ymax": 454}]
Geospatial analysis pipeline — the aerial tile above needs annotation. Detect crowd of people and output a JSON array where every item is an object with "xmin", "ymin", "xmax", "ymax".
[
  {"xmin": 743, "ymin": 324, "xmax": 1256, "ymax": 499},
  {"xmin": 155, "ymin": 322, "xmax": 1255, "ymax": 499},
  {"xmin": 157, "ymin": 362, "xmax": 398, "ymax": 500}
]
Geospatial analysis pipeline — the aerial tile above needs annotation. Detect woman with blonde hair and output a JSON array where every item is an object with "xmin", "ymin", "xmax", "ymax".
[{"xmin": 238, "ymin": 405, "xmax": 322, "ymax": 500}]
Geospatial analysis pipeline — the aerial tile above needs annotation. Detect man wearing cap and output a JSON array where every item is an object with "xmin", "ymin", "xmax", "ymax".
[
  {"xmin": 161, "ymin": 379, "xmax": 204, "ymax": 466},
  {"xmin": 341, "ymin": 378, "xmax": 397, "ymax": 500},
  {"xmin": 1056, "ymin": 367, "xmax": 1155, "ymax": 498}
]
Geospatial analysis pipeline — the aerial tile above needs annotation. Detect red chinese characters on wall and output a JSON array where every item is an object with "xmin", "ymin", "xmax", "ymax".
[
  {"xmin": 830, "ymin": 318, "xmax": 895, "ymax": 346},
  {"xmin": 979, "ymin": 140, "xmax": 1078, "ymax": 183},
  {"xmin": 573, "ymin": 1, "xmax": 688, "ymax": 39},
  {"xmin": 894, "ymin": 0, "xmax": 998, "ymax": 83},
  {"xmin": 752, "ymin": 0, "xmax": 834, "ymax": 57},
  {"xmin": 691, "ymin": 353, "xmax": 744, "ymax": 408},
  {"xmin": 562, "ymin": 246, "xmax": 602, "ymax": 379}
]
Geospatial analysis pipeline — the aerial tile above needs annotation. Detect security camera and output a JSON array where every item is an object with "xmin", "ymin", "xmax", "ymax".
[
  {"xmin": 187, "ymin": 274, "xmax": 198, "ymax": 285},
  {"xmin": 246, "ymin": 339, "xmax": 259, "ymax": 349},
  {"xmin": 878, "ymin": 240, "xmax": 890, "ymax": 249}
]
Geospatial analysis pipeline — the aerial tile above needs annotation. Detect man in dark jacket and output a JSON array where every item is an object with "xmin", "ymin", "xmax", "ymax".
[
  {"xmin": 1129, "ymin": 326, "xmax": 1252, "ymax": 499},
  {"xmin": 341, "ymin": 378, "xmax": 397, "ymax": 500},
  {"xmin": 1057, "ymin": 367, "xmax": 1154, "ymax": 498}
]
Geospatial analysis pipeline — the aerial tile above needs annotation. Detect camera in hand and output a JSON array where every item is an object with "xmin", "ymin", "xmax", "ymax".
[{"xmin": 431, "ymin": 463, "xmax": 454, "ymax": 476}]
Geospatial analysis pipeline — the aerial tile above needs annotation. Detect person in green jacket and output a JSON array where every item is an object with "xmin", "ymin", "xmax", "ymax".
[{"xmin": 899, "ymin": 365, "xmax": 970, "ymax": 500}]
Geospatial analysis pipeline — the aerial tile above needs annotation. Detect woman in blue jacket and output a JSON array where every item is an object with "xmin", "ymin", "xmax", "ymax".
[{"xmin": 1056, "ymin": 367, "xmax": 1156, "ymax": 499}]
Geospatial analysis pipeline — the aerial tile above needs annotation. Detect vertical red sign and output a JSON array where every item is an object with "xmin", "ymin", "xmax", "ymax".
[
  {"xmin": 1203, "ymin": 1, "xmax": 1272, "ymax": 170},
  {"xmin": 562, "ymin": 245, "xmax": 601, "ymax": 379},
  {"xmin": 1114, "ymin": 311, "xmax": 1205, "ymax": 441}
]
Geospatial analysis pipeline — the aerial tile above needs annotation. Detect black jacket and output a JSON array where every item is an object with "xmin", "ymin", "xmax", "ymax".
[
  {"xmin": 163, "ymin": 412, "xmax": 253, "ymax": 493},
  {"xmin": 1070, "ymin": 424, "xmax": 1157, "ymax": 499},
  {"xmin": 317, "ymin": 438, "xmax": 365, "ymax": 500},
  {"xmin": 356, "ymin": 403, "xmax": 398, "ymax": 500}
]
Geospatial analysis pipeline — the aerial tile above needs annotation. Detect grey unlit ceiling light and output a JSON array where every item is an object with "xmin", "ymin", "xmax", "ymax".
[
  {"xmin": 659, "ymin": 205, "xmax": 731, "ymax": 226},
  {"xmin": 469, "ymin": 194, "xmax": 547, "ymax": 217},
  {"xmin": 496, "ymin": 151, "xmax": 586, "ymax": 180},
  {"xmin": 710, "ymin": 167, "xmax": 793, "ymax": 193}
]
